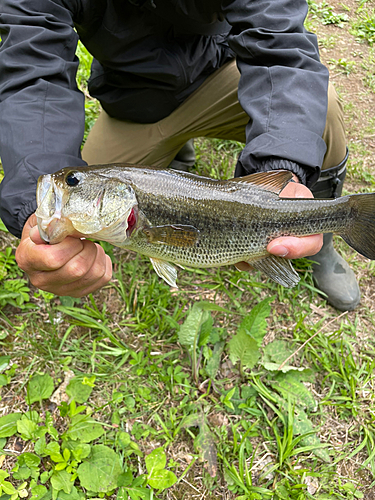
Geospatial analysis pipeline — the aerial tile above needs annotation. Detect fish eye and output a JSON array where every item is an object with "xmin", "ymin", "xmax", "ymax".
[{"xmin": 65, "ymin": 172, "xmax": 81, "ymax": 187}]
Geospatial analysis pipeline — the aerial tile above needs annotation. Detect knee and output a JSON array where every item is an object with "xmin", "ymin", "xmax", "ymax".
[{"xmin": 322, "ymin": 82, "xmax": 347, "ymax": 168}]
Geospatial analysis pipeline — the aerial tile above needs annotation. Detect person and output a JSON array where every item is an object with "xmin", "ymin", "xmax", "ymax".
[{"xmin": 0, "ymin": 0, "xmax": 359, "ymax": 311}]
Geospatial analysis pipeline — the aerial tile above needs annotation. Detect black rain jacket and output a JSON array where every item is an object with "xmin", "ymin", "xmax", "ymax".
[{"xmin": 0, "ymin": 0, "xmax": 329, "ymax": 238}]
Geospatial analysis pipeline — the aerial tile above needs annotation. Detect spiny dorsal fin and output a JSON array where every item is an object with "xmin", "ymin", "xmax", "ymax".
[
  {"xmin": 228, "ymin": 170, "xmax": 293, "ymax": 195},
  {"xmin": 143, "ymin": 224, "xmax": 199, "ymax": 247}
]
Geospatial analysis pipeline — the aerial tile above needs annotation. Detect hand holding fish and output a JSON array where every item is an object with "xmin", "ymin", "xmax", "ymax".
[
  {"xmin": 269, "ymin": 177, "xmax": 323, "ymax": 258},
  {"xmin": 235, "ymin": 178, "xmax": 323, "ymax": 272},
  {"xmin": 16, "ymin": 214, "xmax": 112, "ymax": 297}
]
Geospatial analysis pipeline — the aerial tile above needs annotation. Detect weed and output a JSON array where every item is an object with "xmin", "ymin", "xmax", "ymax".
[{"xmin": 351, "ymin": 12, "xmax": 375, "ymax": 45}]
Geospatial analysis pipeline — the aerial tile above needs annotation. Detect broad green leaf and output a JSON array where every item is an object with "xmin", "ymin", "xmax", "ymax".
[
  {"xmin": 116, "ymin": 487, "xmax": 128, "ymax": 500},
  {"xmin": 205, "ymin": 342, "xmax": 224, "ymax": 380},
  {"xmin": 45, "ymin": 441, "xmax": 61, "ymax": 459},
  {"xmin": 274, "ymin": 372, "xmax": 317, "ymax": 410},
  {"xmin": 0, "ymin": 356, "xmax": 10, "ymax": 373},
  {"xmin": 178, "ymin": 302, "xmax": 228, "ymax": 348},
  {"xmin": 51, "ymin": 470, "xmax": 73, "ymax": 495},
  {"xmin": 17, "ymin": 416, "xmax": 38, "ymax": 440},
  {"xmin": 22, "ymin": 452, "xmax": 41, "ymax": 468},
  {"xmin": 293, "ymin": 407, "xmax": 330, "ymax": 463},
  {"xmin": 30, "ymin": 485, "xmax": 48, "ymax": 499},
  {"xmin": 195, "ymin": 422, "xmax": 217, "ymax": 478},
  {"xmin": 27, "ymin": 374, "xmax": 54, "ymax": 404},
  {"xmin": 77, "ymin": 444, "xmax": 122, "ymax": 492},
  {"xmin": 0, "ymin": 413, "xmax": 21, "ymax": 438},
  {"xmin": 198, "ymin": 315, "xmax": 213, "ymax": 347},
  {"xmin": 117, "ymin": 431, "xmax": 132, "ymax": 449},
  {"xmin": 1, "ymin": 480, "xmax": 16, "ymax": 494},
  {"xmin": 13, "ymin": 465, "xmax": 31, "ymax": 481},
  {"xmin": 55, "ymin": 486, "xmax": 82, "ymax": 500},
  {"xmin": 263, "ymin": 340, "xmax": 294, "ymax": 365},
  {"xmin": 63, "ymin": 440, "xmax": 91, "ymax": 460},
  {"xmin": 144, "ymin": 447, "xmax": 177, "ymax": 489},
  {"xmin": 182, "ymin": 414, "xmax": 217, "ymax": 478},
  {"xmin": 35, "ymin": 436, "xmax": 48, "ymax": 456},
  {"xmin": 40, "ymin": 471, "xmax": 53, "ymax": 483},
  {"xmin": 228, "ymin": 330, "xmax": 260, "ymax": 369},
  {"xmin": 178, "ymin": 306, "xmax": 209, "ymax": 349},
  {"xmin": 275, "ymin": 484, "xmax": 290, "ymax": 500},
  {"xmin": 0, "ymin": 469, "xmax": 10, "ymax": 480},
  {"xmin": 124, "ymin": 486, "xmax": 150, "ymax": 500},
  {"xmin": 145, "ymin": 447, "xmax": 166, "ymax": 474},
  {"xmin": 65, "ymin": 414, "xmax": 104, "ymax": 443},
  {"xmin": 148, "ymin": 469, "xmax": 177, "ymax": 489},
  {"xmin": 117, "ymin": 470, "xmax": 133, "ymax": 487},
  {"xmin": 238, "ymin": 296, "xmax": 274, "ymax": 346},
  {"xmin": 66, "ymin": 377, "xmax": 93, "ymax": 403}
]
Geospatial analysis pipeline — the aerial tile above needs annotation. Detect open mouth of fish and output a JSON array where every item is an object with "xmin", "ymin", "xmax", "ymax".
[{"xmin": 36, "ymin": 174, "xmax": 138, "ymax": 245}]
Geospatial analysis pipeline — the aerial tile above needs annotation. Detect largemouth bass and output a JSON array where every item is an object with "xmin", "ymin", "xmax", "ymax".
[{"xmin": 35, "ymin": 164, "xmax": 375, "ymax": 288}]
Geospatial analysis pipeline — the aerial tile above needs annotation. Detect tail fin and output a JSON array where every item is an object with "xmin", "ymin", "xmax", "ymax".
[{"xmin": 340, "ymin": 193, "xmax": 375, "ymax": 260}]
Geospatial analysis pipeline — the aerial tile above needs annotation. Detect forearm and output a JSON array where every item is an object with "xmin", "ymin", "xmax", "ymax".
[
  {"xmin": 0, "ymin": 0, "xmax": 86, "ymax": 237},
  {"xmin": 222, "ymin": 0, "xmax": 329, "ymax": 185}
]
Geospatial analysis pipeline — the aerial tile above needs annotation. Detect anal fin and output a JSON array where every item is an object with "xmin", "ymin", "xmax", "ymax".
[
  {"xmin": 150, "ymin": 257, "xmax": 178, "ymax": 288},
  {"xmin": 250, "ymin": 255, "xmax": 300, "ymax": 288}
]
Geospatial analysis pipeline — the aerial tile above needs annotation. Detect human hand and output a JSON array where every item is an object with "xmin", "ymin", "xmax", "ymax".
[
  {"xmin": 235, "ymin": 174, "xmax": 323, "ymax": 272},
  {"xmin": 15, "ymin": 214, "xmax": 112, "ymax": 298}
]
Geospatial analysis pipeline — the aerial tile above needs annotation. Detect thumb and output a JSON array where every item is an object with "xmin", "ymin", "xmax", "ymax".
[
  {"xmin": 21, "ymin": 214, "xmax": 46, "ymax": 245},
  {"xmin": 29, "ymin": 224, "xmax": 46, "ymax": 244}
]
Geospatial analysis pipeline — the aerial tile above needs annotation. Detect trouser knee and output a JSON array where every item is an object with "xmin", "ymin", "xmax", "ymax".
[{"xmin": 321, "ymin": 83, "xmax": 347, "ymax": 170}]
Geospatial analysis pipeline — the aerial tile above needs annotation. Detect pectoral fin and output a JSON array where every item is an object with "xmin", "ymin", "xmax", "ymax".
[
  {"xmin": 250, "ymin": 255, "xmax": 300, "ymax": 288},
  {"xmin": 150, "ymin": 257, "xmax": 178, "ymax": 288},
  {"xmin": 143, "ymin": 225, "xmax": 199, "ymax": 247}
]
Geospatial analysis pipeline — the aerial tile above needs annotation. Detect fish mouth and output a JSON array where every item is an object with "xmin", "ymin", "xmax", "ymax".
[
  {"xmin": 36, "ymin": 172, "xmax": 139, "ymax": 246},
  {"xmin": 36, "ymin": 175, "xmax": 75, "ymax": 244}
]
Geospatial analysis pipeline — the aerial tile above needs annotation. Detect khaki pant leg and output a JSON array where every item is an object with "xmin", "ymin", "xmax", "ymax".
[
  {"xmin": 321, "ymin": 83, "xmax": 347, "ymax": 170},
  {"xmin": 82, "ymin": 60, "xmax": 247, "ymax": 168}
]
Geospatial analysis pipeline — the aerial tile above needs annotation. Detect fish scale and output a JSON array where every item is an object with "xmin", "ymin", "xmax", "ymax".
[{"xmin": 36, "ymin": 164, "xmax": 375, "ymax": 288}]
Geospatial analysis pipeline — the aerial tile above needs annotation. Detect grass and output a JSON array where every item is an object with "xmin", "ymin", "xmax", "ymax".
[{"xmin": 0, "ymin": 0, "xmax": 375, "ymax": 498}]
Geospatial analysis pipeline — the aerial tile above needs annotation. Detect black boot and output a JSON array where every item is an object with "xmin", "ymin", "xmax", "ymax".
[
  {"xmin": 310, "ymin": 149, "xmax": 360, "ymax": 311},
  {"xmin": 169, "ymin": 140, "xmax": 196, "ymax": 172}
]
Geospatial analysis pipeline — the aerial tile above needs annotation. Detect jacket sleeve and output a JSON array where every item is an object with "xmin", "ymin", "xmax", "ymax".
[
  {"xmin": 0, "ymin": 0, "xmax": 86, "ymax": 238},
  {"xmin": 222, "ymin": 0, "xmax": 329, "ymax": 186}
]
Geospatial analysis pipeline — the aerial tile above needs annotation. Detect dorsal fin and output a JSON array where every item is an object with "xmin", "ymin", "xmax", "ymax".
[{"xmin": 228, "ymin": 170, "xmax": 293, "ymax": 195}]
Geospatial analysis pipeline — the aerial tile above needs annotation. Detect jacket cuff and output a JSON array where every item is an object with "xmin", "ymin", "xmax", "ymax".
[
  {"xmin": 234, "ymin": 147, "xmax": 321, "ymax": 188},
  {"xmin": 249, "ymin": 158, "xmax": 308, "ymax": 184}
]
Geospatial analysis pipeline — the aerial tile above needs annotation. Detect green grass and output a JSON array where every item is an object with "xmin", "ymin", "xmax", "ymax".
[{"xmin": 0, "ymin": 2, "xmax": 375, "ymax": 499}]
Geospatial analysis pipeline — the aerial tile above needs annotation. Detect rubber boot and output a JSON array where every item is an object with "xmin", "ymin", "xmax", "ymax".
[
  {"xmin": 169, "ymin": 140, "xmax": 196, "ymax": 171},
  {"xmin": 310, "ymin": 149, "xmax": 361, "ymax": 311}
]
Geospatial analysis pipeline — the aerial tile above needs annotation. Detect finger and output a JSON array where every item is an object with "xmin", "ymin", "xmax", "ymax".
[
  {"xmin": 267, "ymin": 233, "xmax": 323, "ymax": 259},
  {"xmin": 19, "ymin": 214, "xmax": 37, "ymax": 239},
  {"xmin": 280, "ymin": 182, "xmax": 314, "ymax": 199},
  {"xmin": 60, "ymin": 254, "xmax": 113, "ymax": 298},
  {"xmin": 29, "ymin": 224, "xmax": 48, "ymax": 245},
  {"xmin": 17, "ymin": 236, "xmax": 86, "ymax": 273},
  {"xmin": 30, "ymin": 240, "xmax": 102, "ymax": 289}
]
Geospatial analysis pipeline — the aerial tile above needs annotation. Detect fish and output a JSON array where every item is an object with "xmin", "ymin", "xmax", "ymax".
[{"xmin": 35, "ymin": 164, "xmax": 375, "ymax": 288}]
